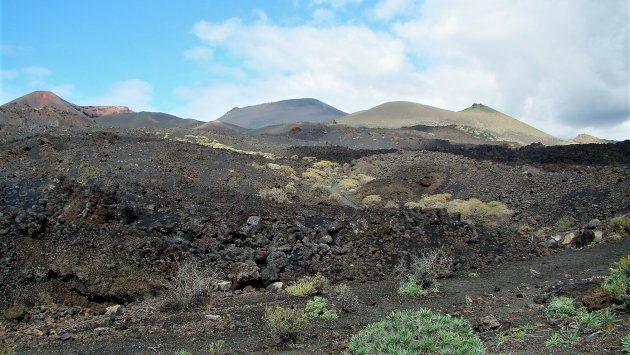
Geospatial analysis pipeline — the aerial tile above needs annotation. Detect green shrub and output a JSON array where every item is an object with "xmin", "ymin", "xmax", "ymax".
[
  {"xmin": 339, "ymin": 178, "xmax": 360, "ymax": 191},
  {"xmin": 570, "ymin": 308, "xmax": 617, "ymax": 333},
  {"xmin": 348, "ymin": 309, "xmax": 483, "ymax": 354},
  {"xmin": 302, "ymin": 168, "xmax": 326, "ymax": 180},
  {"xmin": 362, "ymin": 194, "xmax": 382, "ymax": 206},
  {"xmin": 602, "ymin": 255, "xmax": 630, "ymax": 305},
  {"xmin": 397, "ymin": 279, "xmax": 427, "ymax": 297},
  {"xmin": 286, "ymin": 273, "xmax": 328, "ymax": 297},
  {"xmin": 264, "ymin": 305, "xmax": 307, "ymax": 343},
  {"xmin": 544, "ymin": 332, "xmax": 579, "ymax": 347},
  {"xmin": 1, "ymin": 348, "xmax": 15, "ymax": 355},
  {"xmin": 610, "ymin": 216, "xmax": 630, "ymax": 235},
  {"xmin": 305, "ymin": 296, "xmax": 338, "ymax": 320},
  {"xmin": 622, "ymin": 333, "xmax": 630, "ymax": 354},
  {"xmin": 545, "ymin": 296, "xmax": 577, "ymax": 320},
  {"xmin": 313, "ymin": 160, "xmax": 340, "ymax": 169},
  {"xmin": 176, "ymin": 350, "xmax": 193, "ymax": 355}
]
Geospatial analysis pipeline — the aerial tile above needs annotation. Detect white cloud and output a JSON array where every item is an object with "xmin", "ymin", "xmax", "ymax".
[
  {"xmin": 174, "ymin": 1, "xmax": 628, "ymax": 140},
  {"xmin": 310, "ymin": 0, "xmax": 363, "ymax": 9},
  {"xmin": 184, "ymin": 46, "xmax": 213, "ymax": 61},
  {"xmin": 392, "ymin": 0, "xmax": 629, "ymax": 139},
  {"xmin": 82, "ymin": 79, "xmax": 155, "ymax": 112},
  {"xmin": 0, "ymin": 66, "xmax": 62, "ymax": 103},
  {"xmin": 372, "ymin": 0, "xmax": 418, "ymax": 21}
]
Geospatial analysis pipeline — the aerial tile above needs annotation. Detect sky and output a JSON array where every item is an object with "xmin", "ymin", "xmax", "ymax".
[{"xmin": 1, "ymin": 0, "xmax": 629, "ymax": 140}]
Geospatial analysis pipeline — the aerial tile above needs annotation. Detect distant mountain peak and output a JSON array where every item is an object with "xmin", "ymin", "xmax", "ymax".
[
  {"xmin": 217, "ymin": 98, "xmax": 346, "ymax": 129},
  {"xmin": 463, "ymin": 103, "xmax": 498, "ymax": 113}
]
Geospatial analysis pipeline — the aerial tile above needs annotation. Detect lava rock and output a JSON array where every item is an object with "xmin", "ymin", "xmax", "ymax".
[{"xmin": 228, "ymin": 263, "xmax": 261, "ymax": 289}]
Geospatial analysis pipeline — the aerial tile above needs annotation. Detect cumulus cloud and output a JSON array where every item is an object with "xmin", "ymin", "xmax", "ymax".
[
  {"xmin": 372, "ymin": 0, "xmax": 419, "ymax": 21},
  {"xmin": 310, "ymin": 0, "xmax": 363, "ymax": 9},
  {"xmin": 1, "ymin": 66, "xmax": 63, "ymax": 103},
  {"xmin": 183, "ymin": 46, "xmax": 213, "ymax": 61},
  {"xmin": 174, "ymin": 0, "xmax": 629, "ymax": 140},
  {"xmin": 83, "ymin": 79, "xmax": 155, "ymax": 112}
]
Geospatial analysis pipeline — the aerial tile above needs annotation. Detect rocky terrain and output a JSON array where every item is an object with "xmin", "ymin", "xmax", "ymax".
[{"xmin": 0, "ymin": 92, "xmax": 629, "ymax": 354}]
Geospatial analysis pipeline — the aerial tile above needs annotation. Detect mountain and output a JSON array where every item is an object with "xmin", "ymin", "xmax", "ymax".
[
  {"xmin": 76, "ymin": 105, "xmax": 132, "ymax": 118},
  {"xmin": 339, "ymin": 101, "xmax": 565, "ymax": 146},
  {"xmin": 95, "ymin": 112, "xmax": 203, "ymax": 129},
  {"xmin": 0, "ymin": 91, "xmax": 95, "ymax": 126},
  {"xmin": 193, "ymin": 120, "xmax": 247, "ymax": 133},
  {"xmin": 571, "ymin": 134, "xmax": 613, "ymax": 144},
  {"xmin": 217, "ymin": 98, "xmax": 346, "ymax": 129}
]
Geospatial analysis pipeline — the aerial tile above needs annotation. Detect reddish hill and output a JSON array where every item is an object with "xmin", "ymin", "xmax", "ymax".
[
  {"xmin": 0, "ymin": 91, "xmax": 94, "ymax": 126},
  {"xmin": 76, "ymin": 105, "xmax": 133, "ymax": 118}
]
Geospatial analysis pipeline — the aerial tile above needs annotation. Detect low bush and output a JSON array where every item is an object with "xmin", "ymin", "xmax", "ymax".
[
  {"xmin": 602, "ymin": 255, "xmax": 630, "ymax": 307},
  {"xmin": 362, "ymin": 194, "xmax": 382, "ymax": 206},
  {"xmin": 546, "ymin": 296, "xmax": 578, "ymax": 320},
  {"xmin": 555, "ymin": 215, "xmax": 575, "ymax": 230},
  {"xmin": 313, "ymin": 160, "xmax": 340, "ymax": 169},
  {"xmin": 329, "ymin": 284, "xmax": 359, "ymax": 313},
  {"xmin": 302, "ymin": 168, "xmax": 326, "ymax": 180},
  {"xmin": 544, "ymin": 332, "xmax": 579, "ymax": 347},
  {"xmin": 264, "ymin": 305, "xmax": 307, "ymax": 343},
  {"xmin": 396, "ymin": 248, "xmax": 452, "ymax": 297},
  {"xmin": 546, "ymin": 296, "xmax": 618, "ymax": 334},
  {"xmin": 258, "ymin": 187, "xmax": 290, "ymax": 203},
  {"xmin": 348, "ymin": 309, "xmax": 483, "ymax": 354},
  {"xmin": 159, "ymin": 260, "xmax": 217, "ymax": 310},
  {"xmin": 622, "ymin": 333, "xmax": 630, "ymax": 354},
  {"xmin": 286, "ymin": 273, "xmax": 328, "ymax": 297},
  {"xmin": 207, "ymin": 339, "xmax": 225, "ymax": 355},
  {"xmin": 610, "ymin": 216, "xmax": 630, "ymax": 235},
  {"xmin": 305, "ymin": 296, "xmax": 338, "ymax": 320},
  {"xmin": 404, "ymin": 194, "xmax": 512, "ymax": 226},
  {"xmin": 339, "ymin": 178, "xmax": 360, "ymax": 191}
]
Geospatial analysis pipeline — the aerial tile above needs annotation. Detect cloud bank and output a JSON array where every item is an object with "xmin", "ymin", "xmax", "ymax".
[{"xmin": 175, "ymin": 0, "xmax": 629, "ymax": 140}]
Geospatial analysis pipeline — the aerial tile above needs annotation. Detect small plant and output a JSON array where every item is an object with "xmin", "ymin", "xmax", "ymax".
[
  {"xmin": 160, "ymin": 260, "xmax": 217, "ymax": 310},
  {"xmin": 621, "ymin": 333, "xmax": 630, "ymax": 354},
  {"xmin": 545, "ymin": 296, "xmax": 577, "ymax": 320},
  {"xmin": 176, "ymin": 350, "xmax": 193, "ymax": 355},
  {"xmin": 610, "ymin": 215, "xmax": 630, "ymax": 235},
  {"xmin": 1, "ymin": 348, "xmax": 15, "ymax": 355},
  {"xmin": 258, "ymin": 187, "xmax": 290, "ymax": 203},
  {"xmin": 544, "ymin": 332, "xmax": 579, "ymax": 347},
  {"xmin": 397, "ymin": 279, "xmax": 427, "ymax": 296},
  {"xmin": 263, "ymin": 305, "xmax": 307, "ymax": 343},
  {"xmin": 208, "ymin": 339, "xmax": 225, "ymax": 355},
  {"xmin": 361, "ymin": 194, "xmax": 382, "ymax": 206},
  {"xmin": 305, "ymin": 296, "xmax": 338, "ymax": 320},
  {"xmin": 570, "ymin": 308, "xmax": 617, "ymax": 333},
  {"xmin": 329, "ymin": 284, "xmax": 359, "ymax": 313},
  {"xmin": 602, "ymin": 255, "xmax": 630, "ymax": 307},
  {"xmin": 520, "ymin": 323, "xmax": 535, "ymax": 332},
  {"xmin": 338, "ymin": 178, "xmax": 360, "ymax": 191},
  {"xmin": 397, "ymin": 248, "xmax": 452, "ymax": 297},
  {"xmin": 468, "ymin": 272, "xmax": 479, "ymax": 278},
  {"xmin": 313, "ymin": 160, "xmax": 339, "ymax": 169},
  {"xmin": 286, "ymin": 273, "xmax": 328, "ymax": 297},
  {"xmin": 347, "ymin": 309, "xmax": 483, "ymax": 354}
]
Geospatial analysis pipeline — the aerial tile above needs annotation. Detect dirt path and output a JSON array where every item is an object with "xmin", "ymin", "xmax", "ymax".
[{"xmin": 17, "ymin": 237, "xmax": 630, "ymax": 355}]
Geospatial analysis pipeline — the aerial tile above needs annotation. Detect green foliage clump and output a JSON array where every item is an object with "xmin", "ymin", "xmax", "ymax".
[
  {"xmin": 264, "ymin": 305, "xmax": 307, "ymax": 343},
  {"xmin": 348, "ymin": 309, "xmax": 483, "ymax": 355},
  {"xmin": 362, "ymin": 194, "xmax": 382, "ymax": 206},
  {"xmin": 545, "ymin": 296, "xmax": 578, "ymax": 320},
  {"xmin": 302, "ymin": 168, "xmax": 326, "ymax": 180},
  {"xmin": 313, "ymin": 160, "xmax": 340, "ymax": 169},
  {"xmin": 602, "ymin": 255, "xmax": 630, "ymax": 306},
  {"xmin": 397, "ymin": 279, "xmax": 427, "ymax": 297},
  {"xmin": 622, "ymin": 333, "xmax": 630, "ymax": 354},
  {"xmin": 305, "ymin": 296, "xmax": 338, "ymax": 320},
  {"xmin": 286, "ymin": 273, "xmax": 328, "ymax": 297},
  {"xmin": 339, "ymin": 178, "xmax": 360, "ymax": 191},
  {"xmin": 544, "ymin": 332, "xmax": 579, "ymax": 347},
  {"xmin": 1, "ymin": 348, "xmax": 15, "ymax": 355},
  {"xmin": 610, "ymin": 216, "xmax": 630, "ymax": 235},
  {"xmin": 546, "ymin": 296, "xmax": 618, "ymax": 334},
  {"xmin": 404, "ymin": 194, "xmax": 512, "ymax": 226},
  {"xmin": 176, "ymin": 350, "xmax": 193, "ymax": 355}
]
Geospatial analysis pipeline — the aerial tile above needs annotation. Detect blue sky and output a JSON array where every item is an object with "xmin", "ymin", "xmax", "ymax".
[{"xmin": 2, "ymin": 0, "xmax": 629, "ymax": 139}]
